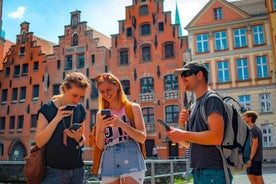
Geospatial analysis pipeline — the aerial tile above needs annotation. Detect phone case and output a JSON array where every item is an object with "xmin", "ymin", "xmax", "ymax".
[{"xmin": 157, "ymin": 119, "xmax": 171, "ymax": 131}]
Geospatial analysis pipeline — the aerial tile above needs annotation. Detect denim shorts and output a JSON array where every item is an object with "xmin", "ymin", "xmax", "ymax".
[
  {"xmin": 247, "ymin": 161, "xmax": 262, "ymax": 175},
  {"xmin": 192, "ymin": 168, "xmax": 233, "ymax": 184},
  {"xmin": 42, "ymin": 166, "xmax": 84, "ymax": 184},
  {"xmin": 99, "ymin": 140, "xmax": 146, "ymax": 177}
]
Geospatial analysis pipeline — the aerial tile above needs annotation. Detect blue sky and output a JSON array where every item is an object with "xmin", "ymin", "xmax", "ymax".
[{"xmin": 2, "ymin": 0, "xmax": 212, "ymax": 44}]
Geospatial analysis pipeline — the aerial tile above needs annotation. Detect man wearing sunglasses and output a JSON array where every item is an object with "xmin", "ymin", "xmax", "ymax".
[{"xmin": 167, "ymin": 61, "xmax": 232, "ymax": 184}]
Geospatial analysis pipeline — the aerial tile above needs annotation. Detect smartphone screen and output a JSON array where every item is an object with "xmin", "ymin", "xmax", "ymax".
[
  {"xmin": 157, "ymin": 119, "xmax": 171, "ymax": 131},
  {"xmin": 101, "ymin": 109, "xmax": 111, "ymax": 119},
  {"xmin": 63, "ymin": 105, "xmax": 76, "ymax": 111}
]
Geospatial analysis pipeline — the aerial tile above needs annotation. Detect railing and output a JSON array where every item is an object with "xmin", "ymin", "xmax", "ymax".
[{"xmin": 0, "ymin": 158, "xmax": 191, "ymax": 184}]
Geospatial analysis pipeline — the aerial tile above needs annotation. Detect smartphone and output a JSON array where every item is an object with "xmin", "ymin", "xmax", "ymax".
[
  {"xmin": 68, "ymin": 123, "xmax": 82, "ymax": 130},
  {"xmin": 101, "ymin": 109, "xmax": 111, "ymax": 119},
  {"xmin": 157, "ymin": 119, "xmax": 171, "ymax": 131},
  {"xmin": 63, "ymin": 105, "xmax": 76, "ymax": 111}
]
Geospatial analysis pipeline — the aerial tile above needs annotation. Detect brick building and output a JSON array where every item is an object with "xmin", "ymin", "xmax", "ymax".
[
  {"xmin": 1, "ymin": 0, "xmax": 276, "ymax": 162},
  {"xmin": 185, "ymin": 0, "xmax": 276, "ymax": 160}
]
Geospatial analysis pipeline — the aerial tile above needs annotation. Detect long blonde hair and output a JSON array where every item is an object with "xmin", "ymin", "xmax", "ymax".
[
  {"xmin": 95, "ymin": 73, "xmax": 129, "ymax": 110},
  {"xmin": 52, "ymin": 72, "xmax": 91, "ymax": 100}
]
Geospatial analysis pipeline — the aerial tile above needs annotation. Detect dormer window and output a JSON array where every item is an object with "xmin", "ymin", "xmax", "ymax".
[{"xmin": 213, "ymin": 7, "xmax": 222, "ymax": 20}]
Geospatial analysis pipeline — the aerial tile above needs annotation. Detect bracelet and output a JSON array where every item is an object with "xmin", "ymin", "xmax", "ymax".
[{"xmin": 78, "ymin": 136, "xmax": 84, "ymax": 142}]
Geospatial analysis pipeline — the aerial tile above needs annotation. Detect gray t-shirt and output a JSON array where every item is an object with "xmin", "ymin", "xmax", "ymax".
[
  {"xmin": 187, "ymin": 91, "xmax": 226, "ymax": 169},
  {"xmin": 250, "ymin": 124, "xmax": 263, "ymax": 161}
]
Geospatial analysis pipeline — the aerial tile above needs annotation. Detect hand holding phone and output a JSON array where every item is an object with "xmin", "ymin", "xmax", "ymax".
[
  {"xmin": 157, "ymin": 119, "xmax": 171, "ymax": 131},
  {"xmin": 101, "ymin": 109, "xmax": 111, "ymax": 119},
  {"xmin": 63, "ymin": 105, "xmax": 76, "ymax": 111}
]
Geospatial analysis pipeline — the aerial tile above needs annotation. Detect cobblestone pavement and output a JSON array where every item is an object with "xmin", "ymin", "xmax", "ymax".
[
  {"xmin": 232, "ymin": 164, "xmax": 276, "ymax": 184},
  {"xmin": 233, "ymin": 173, "xmax": 275, "ymax": 184}
]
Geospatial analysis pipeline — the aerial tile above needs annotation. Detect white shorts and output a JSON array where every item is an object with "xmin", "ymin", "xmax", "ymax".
[{"xmin": 101, "ymin": 170, "xmax": 146, "ymax": 184}]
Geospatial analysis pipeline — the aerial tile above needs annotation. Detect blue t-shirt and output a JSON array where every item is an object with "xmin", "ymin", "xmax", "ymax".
[
  {"xmin": 187, "ymin": 91, "xmax": 226, "ymax": 170},
  {"xmin": 37, "ymin": 101, "xmax": 86, "ymax": 169}
]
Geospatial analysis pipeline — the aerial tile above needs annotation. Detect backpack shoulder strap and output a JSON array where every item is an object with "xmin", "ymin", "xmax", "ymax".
[
  {"xmin": 199, "ymin": 90, "xmax": 222, "ymax": 125},
  {"xmin": 125, "ymin": 101, "xmax": 134, "ymax": 121}
]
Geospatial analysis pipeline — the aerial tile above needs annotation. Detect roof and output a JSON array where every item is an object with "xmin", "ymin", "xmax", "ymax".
[
  {"xmin": 33, "ymin": 36, "xmax": 56, "ymax": 55},
  {"xmin": 87, "ymin": 26, "xmax": 111, "ymax": 48},
  {"xmin": 231, "ymin": 0, "xmax": 267, "ymax": 16}
]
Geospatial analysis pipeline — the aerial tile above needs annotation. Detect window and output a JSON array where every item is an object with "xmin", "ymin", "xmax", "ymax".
[
  {"xmin": 217, "ymin": 61, "xmax": 229, "ymax": 82},
  {"xmin": 91, "ymin": 55, "xmax": 95, "ymax": 65},
  {"xmin": 252, "ymin": 25, "xmax": 265, "ymax": 45},
  {"xmin": 57, "ymin": 60, "xmax": 61, "ymax": 70},
  {"xmin": 165, "ymin": 105, "xmax": 179, "ymax": 123},
  {"xmin": 164, "ymin": 75, "xmax": 178, "ymax": 91},
  {"xmin": 53, "ymin": 84, "xmax": 60, "ymax": 96},
  {"xmin": 33, "ymin": 61, "xmax": 39, "ymax": 71},
  {"xmin": 196, "ymin": 34, "xmax": 209, "ymax": 53},
  {"xmin": 121, "ymin": 80, "xmax": 130, "ymax": 95},
  {"xmin": 9, "ymin": 116, "xmax": 15, "ymax": 130},
  {"xmin": 0, "ymin": 143, "xmax": 3, "ymax": 156},
  {"xmin": 233, "ymin": 28, "xmax": 247, "ymax": 48},
  {"xmin": 141, "ymin": 24, "xmax": 150, "ymax": 35},
  {"xmin": 256, "ymin": 56, "xmax": 268, "ymax": 78},
  {"xmin": 5, "ymin": 67, "xmax": 10, "ymax": 76},
  {"xmin": 213, "ymin": 7, "xmax": 222, "ymax": 20},
  {"xmin": 238, "ymin": 95, "xmax": 251, "ymax": 111},
  {"xmin": 273, "ymin": 0, "xmax": 276, "ymax": 10},
  {"xmin": 1, "ymin": 89, "xmax": 8, "ymax": 104},
  {"xmin": 20, "ymin": 46, "xmax": 25, "ymax": 55},
  {"xmin": 142, "ymin": 107, "xmax": 154, "ymax": 124},
  {"xmin": 236, "ymin": 58, "xmax": 249, "ymax": 80},
  {"xmin": 20, "ymin": 87, "xmax": 26, "ymax": 102},
  {"xmin": 32, "ymin": 85, "xmax": 39, "ymax": 100},
  {"xmin": 31, "ymin": 114, "xmax": 37, "ymax": 128},
  {"xmin": 140, "ymin": 77, "xmax": 154, "ymax": 94},
  {"xmin": 126, "ymin": 27, "xmax": 132, "ymax": 37},
  {"xmin": 205, "ymin": 63, "xmax": 210, "ymax": 83},
  {"xmin": 139, "ymin": 5, "xmax": 148, "ymax": 16},
  {"xmin": 18, "ymin": 115, "xmax": 24, "ymax": 129},
  {"xmin": 65, "ymin": 55, "xmax": 73, "ymax": 70},
  {"xmin": 141, "ymin": 45, "xmax": 151, "ymax": 62},
  {"xmin": 259, "ymin": 93, "xmax": 272, "ymax": 113},
  {"xmin": 22, "ymin": 63, "xmax": 28, "ymax": 75},
  {"xmin": 12, "ymin": 88, "xmax": 18, "ymax": 103},
  {"xmin": 164, "ymin": 43, "xmax": 174, "ymax": 58},
  {"xmin": 14, "ymin": 65, "xmax": 20, "ymax": 77},
  {"xmin": 119, "ymin": 50, "xmax": 129, "ymax": 65},
  {"xmin": 90, "ymin": 79, "xmax": 98, "ymax": 99},
  {"xmin": 214, "ymin": 31, "xmax": 228, "ymax": 50},
  {"xmin": 158, "ymin": 22, "xmax": 164, "ymax": 32},
  {"xmin": 72, "ymin": 33, "xmax": 78, "ymax": 46},
  {"xmin": 77, "ymin": 53, "xmax": 85, "ymax": 68},
  {"xmin": 0, "ymin": 117, "xmax": 5, "ymax": 131},
  {"xmin": 262, "ymin": 123, "xmax": 275, "ymax": 147}
]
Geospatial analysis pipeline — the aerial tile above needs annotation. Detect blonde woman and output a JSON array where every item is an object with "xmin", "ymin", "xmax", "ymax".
[
  {"xmin": 95, "ymin": 73, "xmax": 146, "ymax": 184},
  {"xmin": 36, "ymin": 72, "xmax": 90, "ymax": 184}
]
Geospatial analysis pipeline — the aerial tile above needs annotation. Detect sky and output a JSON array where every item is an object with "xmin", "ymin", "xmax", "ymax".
[{"xmin": 2, "ymin": 0, "xmax": 214, "ymax": 44}]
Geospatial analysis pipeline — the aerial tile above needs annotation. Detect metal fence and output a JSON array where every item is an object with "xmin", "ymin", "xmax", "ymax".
[{"xmin": 0, "ymin": 158, "xmax": 190, "ymax": 184}]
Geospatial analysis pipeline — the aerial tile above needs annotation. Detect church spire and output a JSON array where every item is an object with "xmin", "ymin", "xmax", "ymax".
[{"xmin": 175, "ymin": 1, "xmax": 182, "ymax": 37}]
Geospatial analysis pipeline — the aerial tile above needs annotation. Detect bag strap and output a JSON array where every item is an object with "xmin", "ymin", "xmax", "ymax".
[{"xmin": 199, "ymin": 91, "xmax": 231, "ymax": 184}]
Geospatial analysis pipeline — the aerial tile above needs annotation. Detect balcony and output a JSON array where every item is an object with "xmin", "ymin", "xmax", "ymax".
[
  {"xmin": 164, "ymin": 90, "xmax": 179, "ymax": 100},
  {"xmin": 139, "ymin": 93, "xmax": 155, "ymax": 103}
]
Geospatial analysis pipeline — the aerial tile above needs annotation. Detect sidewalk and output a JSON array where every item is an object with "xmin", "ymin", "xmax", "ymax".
[{"xmin": 233, "ymin": 173, "xmax": 275, "ymax": 184}]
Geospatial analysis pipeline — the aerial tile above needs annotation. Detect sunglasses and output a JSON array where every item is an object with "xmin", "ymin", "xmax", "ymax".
[
  {"xmin": 95, "ymin": 73, "xmax": 112, "ymax": 82},
  {"xmin": 181, "ymin": 70, "xmax": 199, "ymax": 78}
]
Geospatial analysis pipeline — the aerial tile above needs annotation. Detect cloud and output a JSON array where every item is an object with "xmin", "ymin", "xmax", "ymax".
[{"xmin": 8, "ymin": 6, "xmax": 26, "ymax": 19}]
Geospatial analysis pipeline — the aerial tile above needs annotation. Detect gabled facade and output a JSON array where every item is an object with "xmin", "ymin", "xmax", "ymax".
[
  {"xmin": 45, "ymin": 10, "xmax": 111, "ymax": 159},
  {"xmin": 109, "ymin": 0, "xmax": 188, "ymax": 159},
  {"xmin": 266, "ymin": 0, "xmax": 276, "ymax": 75},
  {"xmin": 185, "ymin": 0, "xmax": 276, "ymax": 161},
  {"xmin": 0, "ymin": 22, "xmax": 55, "ymax": 160}
]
